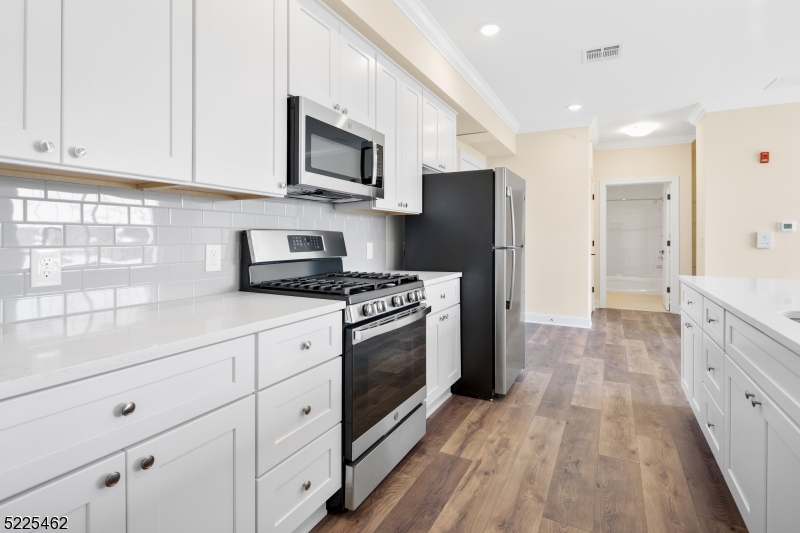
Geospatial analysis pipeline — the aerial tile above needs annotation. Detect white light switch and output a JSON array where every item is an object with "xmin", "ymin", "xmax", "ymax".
[
  {"xmin": 757, "ymin": 232, "xmax": 773, "ymax": 249},
  {"xmin": 366, "ymin": 242, "xmax": 373, "ymax": 260},
  {"xmin": 31, "ymin": 249, "xmax": 62, "ymax": 287},
  {"xmin": 205, "ymin": 244, "xmax": 222, "ymax": 271}
]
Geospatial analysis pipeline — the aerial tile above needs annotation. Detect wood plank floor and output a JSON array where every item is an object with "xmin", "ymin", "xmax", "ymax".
[{"xmin": 312, "ymin": 309, "xmax": 747, "ymax": 533}]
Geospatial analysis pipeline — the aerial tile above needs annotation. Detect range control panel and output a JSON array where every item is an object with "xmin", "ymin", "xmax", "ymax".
[{"xmin": 288, "ymin": 235, "xmax": 324, "ymax": 253}]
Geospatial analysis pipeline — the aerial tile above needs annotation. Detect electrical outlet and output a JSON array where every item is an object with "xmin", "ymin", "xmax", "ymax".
[
  {"xmin": 366, "ymin": 242, "xmax": 373, "ymax": 260},
  {"xmin": 205, "ymin": 244, "xmax": 222, "ymax": 272},
  {"xmin": 31, "ymin": 249, "xmax": 62, "ymax": 288}
]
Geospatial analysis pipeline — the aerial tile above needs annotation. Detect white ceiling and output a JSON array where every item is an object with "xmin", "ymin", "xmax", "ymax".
[{"xmin": 415, "ymin": 0, "xmax": 800, "ymax": 148}]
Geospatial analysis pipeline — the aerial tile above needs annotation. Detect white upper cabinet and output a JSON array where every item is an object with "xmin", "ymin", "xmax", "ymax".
[
  {"xmin": 61, "ymin": 0, "xmax": 193, "ymax": 181},
  {"xmin": 374, "ymin": 56, "xmax": 402, "ymax": 205},
  {"xmin": 422, "ymin": 91, "xmax": 456, "ymax": 172},
  {"xmin": 399, "ymin": 75, "xmax": 424, "ymax": 213},
  {"xmin": 338, "ymin": 25, "xmax": 376, "ymax": 128},
  {"xmin": 194, "ymin": 0, "xmax": 287, "ymax": 194},
  {"xmin": 0, "ymin": 0, "xmax": 61, "ymax": 165},
  {"xmin": 289, "ymin": 0, "xmax": 340, "ymax": 112}
]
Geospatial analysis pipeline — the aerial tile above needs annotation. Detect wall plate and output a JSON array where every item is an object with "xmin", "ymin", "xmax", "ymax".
[
  {"xmin": 205, "ymin": 244, "xmax": 222, "ymax": 272},
  {"xmin": 31, "ymin": 249, "xmax": 62, "ymax": 287}
]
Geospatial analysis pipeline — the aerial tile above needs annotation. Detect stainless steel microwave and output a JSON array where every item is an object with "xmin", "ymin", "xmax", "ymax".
[{"xmin": 287, "ymin": 96, "xmax": 384, "ymax": 202}]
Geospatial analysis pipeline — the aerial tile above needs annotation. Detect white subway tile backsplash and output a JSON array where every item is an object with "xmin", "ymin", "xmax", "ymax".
[
  {"xmin": 60, "ymin": 248, "xmax": 99, "ymax": 269},
  {"xmin": 0, "ymin": 177, "xmax": 45, "ymax": 199},
  {"xmin": 157, "ymin": 227, "xmax": 192, "ymax": 245},
  {"xmin": 232, "ymin": 213, "xmax": 256, "ymax": 228},
  {"xmin": 169, "ymin": 262, "xmax": 204, "ymax": 281},
  {"xmin": 302, "ymin": 204, "xmax": 321, "ymax": 218},
  {"xmin": 2, "ymin": 224, "xmax": 64, "ymax": 247},
  {"xmin": 27, "ymin": 200, "xmax": 82, "ymax": 223},
  {"xmin": 158, "ymin": 281, "xmax": 193, "ymax": 302},
  {"xmin": 143, "ymin": 191, "xmax": 182, "ymax": 208},
  {"xmin": 212, "ymin": 200, "xmax": 241, "ymax": 212},
  {"xmin": 143, "ymin": 245, "xmax": 182, "ymax": 264},
  {"xmin": 0, "ymin": 199, "xmax": 24, "ymax": 222},
  {"xmin": 298, "ymin": 218, "xmax": 315, "ymax": 230},
  {"xmin": 263, "ymin": 201, "xmax": 285, "ymax": 216},
  {"xmin": 330, "ymin": 219, "xmax": 345, "ymax": 232},
  {"xmin": 181, "ymin": 196, "xmax": 215, "ymax": 210},
  {"xmin": 130, "ymin": 206, "xmax": 170, "ymax": 226},
  {"xmin": 0, "ymin": 249, "xmax": 30, "ymax": 271},
  {"xmin": 170, "ymin": 209, "xmax": 203, "ymax": 227},
  {"xmin": 23, "ymin": 270, "xmax": 80, "ymax": 296},
  {"xmin": 130, "ymin": 264, "xmax": 170, "ymax": 285},
  {"xmin": 193, "ymin": 277, "xmax": 234, "ymax": 297},
  {"xmin": 203, "ymin": 211, "xmax": 232, "ymax": 227},
  {"xmin": 181, "ymin": 244, "xmax": 205, "ymax": 262},
  {"xmin": 100, "ymin": 247, "xmax": 143, "ymax": 265},
  {"xmin": 315, "ymin": 219, "xmax": 331, "ymax": 231},
  {"xmin": 66, "ymin": 289, "xmax": 115, "ymax": 314},
  {"xmin": 99, "ymin": 187, "xmax": 143, "ymax": 205},
  {"xmin": 115, "ymin": 227, "xmax": 155, "ymax": 245},
  {"xmin": 241, "ymin": 200, "xmax": 265, "ymax": 214},
  {"xmin": 191, "ymin": 227, "xmax": 222, "ymax": 244},
  {"xmin": 279, "ymin": 216, "xmax": 297, "ymax": 229},
  {"xmin": 0, "ymin": 273, "xmax": 24, "ymax": 298},
  {"xmin": 284, "ymin": 202, "xmax": 301, "ymax": 217},
  {"xmin": 46, "ymin": 182, "xmax": 99, "ymax": 202},
  {"xmin": 3, "ymin": 294, "xmax": 64, "ymax": 323},
  {"xmin": 83, "ymin": 204, "xmax": 128, "ymax": 225},
  {"xmin": 82, "ymin": 267, "xmax": 130, "ymax": 289},
  {"xmin": 65, "ymin": 225, "xmax": 114, "ymax": 246},
  {"xmin": 116, "ymin": 285, "xmax": 158, "ymax": 307},
  {"xmin": 256, "ymin": 215, "xmax": 279, "ymax": 229}
]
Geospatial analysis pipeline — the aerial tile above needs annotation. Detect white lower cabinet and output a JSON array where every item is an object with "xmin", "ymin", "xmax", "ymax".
[
  {"xmin": 126, "ymin": 396, "xmax": 256, "ymax": 533},
  {"xmin": 425, "ymin": 280, "xmax": 461, "ymax": 417},
  {"xmin": 257, "ymin": 424, "xmax": 342, "ymax": 533},
  {"xmin": 680, "ymin": 312, "xmax": 703, "ymax": 417},
  {"xmin": 0, "ymin": 452, "xmax": 126, "ymax": 533}
]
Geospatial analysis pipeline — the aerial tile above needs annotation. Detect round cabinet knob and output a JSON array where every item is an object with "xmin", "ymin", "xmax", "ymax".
[
  {"xmin": 391, "ymin": 296, "xmax": 404, "ymax": 307},
  {"xmin": 302, "ymin": 405, "xmax": 311, "ymax": 415},
  {"xmin": 333, "ymin": 104, "xmax": 340, "ymax": 111},
  {"xmin": 362, "ymin": 303, "xmax": 376, "ymax": 317},
  {"xmin": 375, "ymin": 301, "xmax": 386, "ymax": 313},
  {"xmin": 141, "ymin": 456, "xmax": 155, "ymax": 470},
  {"xmin": 751, "ymin": 399, "xmax": 762, "ymax": 407},
  {"xmin": 105, "ymin": 472, "xmax": 121, "ymax": 488},
  {"xmin": 301, "ymin": 340, "xmax": 312, "ymax": 350},
  {"xmin": 303, "ymin": 481, "xmax": 312, "ymax": 491},
  {"xmin": 393, "ymin": 412, "xmax": 399, "ymax": 421},
  {"xmin": 121, "ymin": 402, "xmax": 136, "ymax": 416},
  {"xmin": 73, "ymin": 146, "xmax": 88, "ymax": 158},
  {"xmin": 39, "ymin": 140, "xmax": 55, "ymax": 153},
  {"xmin": 745, "ymin": 390, "xmax": 755, "ymax": 399},
  {"xmin": 707, "ymin": 318, "xmax": 716, "ymax": 324},
  {"xmin": 278, "ymin": 182, "xmax": 287, "ymax": 189},
  {"xmin": 707, "ymin": 422, "xmax": 714, "ymax": 428},
  {"xmin": 342, "ymin": 108, "xmax": 348, "ymax": 115}
]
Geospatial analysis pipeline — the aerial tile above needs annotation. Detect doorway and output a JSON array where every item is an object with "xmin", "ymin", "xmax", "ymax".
[{"xmin": 600, "ymin": 176, "xmax": 679, "ymax": 313}]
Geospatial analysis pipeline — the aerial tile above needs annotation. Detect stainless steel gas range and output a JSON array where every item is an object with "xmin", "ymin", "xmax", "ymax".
[{"xmin": 240, "ymin": 229, "xmax": 427, "ymax": 511}]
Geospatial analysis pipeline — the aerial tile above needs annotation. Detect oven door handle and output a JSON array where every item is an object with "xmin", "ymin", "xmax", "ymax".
[{"xmin": 352, "ymin": 306, "xmax": 431, "ymax": 344}]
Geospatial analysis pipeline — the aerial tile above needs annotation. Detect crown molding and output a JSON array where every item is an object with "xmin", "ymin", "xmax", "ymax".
[
  {"xmin": 393, "ymin": 0, "xmax": 521, "ymax": 133},
  {"xmin": 594, "ymin": 134, "xmax": 696, "ymax": 151},
  {"xmin": 687, "ymin": 103, "xmax": 706, "ymax": 126}
]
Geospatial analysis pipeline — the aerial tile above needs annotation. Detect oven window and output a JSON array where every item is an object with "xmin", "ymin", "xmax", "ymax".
[
  {"xmin": 351, "ymin": 314, "xmax": 426, "ymax": 442},
  {"xmin": 305, "ymin": 116, "xmax": 373, "ymax": 184}
]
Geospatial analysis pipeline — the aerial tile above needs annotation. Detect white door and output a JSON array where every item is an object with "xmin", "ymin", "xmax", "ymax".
[
  {"xmin": 289, "ymin": 0, "xmax": 339, "ymax": 111},
  {"xmin": 61, "ymin": 0, "xmax": 192, "ymax": 181},
  {"xmin": 0, "ymin": 452, "xmax": 126, "ymax": 533},
  {"xmin": 440, "ymin": 304, "xmax": 461, "ymax": 386},
  {"xmin": 338, "ymin": 25, "xmax": 376, "ymax": 128},
  {"xmin": 400, "ymin": 76, "xmax": 423, "ymax": 213},
  {"xmin": 0, "ymin": 0, "xmax": 61, "ymax": 164},
  {"xmin": 194, "ymin": 0, "xmax": 287, "ymax": 194},
  {"xmin": 662, "ymin": 183, "xmax": 671, "ymax": 311},
  {"xmin": 126, "ymin": 396, "xmax": 256, "ymax": 533},
  {"xmin": 724, "ymin": 356, "xmax": 765, "ymax": 533},
  {"xmin": 374, "ymin": 56, "xmax": 402, "ymax": 205},
  {"xmin": 437, "ymin": 109, "xmax": 456, "ymax": 172},
  {"xmin": 421, "ymin": 96, "xmax": 440, "ymax": 170},
  {"xmin": 426, "ymin": 313, "xmax": 442, "ymax": 405}
]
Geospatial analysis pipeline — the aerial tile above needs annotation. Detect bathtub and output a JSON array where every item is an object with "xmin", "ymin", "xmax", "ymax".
[{"xmin": 606, "ymin": 276, "xmax": 662, "ymax": 295}]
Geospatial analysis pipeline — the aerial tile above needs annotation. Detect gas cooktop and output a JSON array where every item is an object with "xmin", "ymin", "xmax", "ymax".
[{"xmin": 257, "ymin": 271, "xmax": 421, "ymax": 296}]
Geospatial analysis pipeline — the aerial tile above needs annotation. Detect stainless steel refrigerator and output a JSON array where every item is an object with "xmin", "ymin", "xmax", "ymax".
[{"xmin": 405, "ymin": 168, "xmax": 525, "ymax": 399}]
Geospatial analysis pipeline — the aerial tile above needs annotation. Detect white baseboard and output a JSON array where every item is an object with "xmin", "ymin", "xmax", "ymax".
[
  {"xmin": 526, "ymin": 312, "xmax": 592, "ymax": 329},
  {"xmin": 292, "ymin": 504, "xmax": 327, "ymax": 533},
  {"xmin": 426, "ymin": 390, "xmax": 452, "ymax": 418}
]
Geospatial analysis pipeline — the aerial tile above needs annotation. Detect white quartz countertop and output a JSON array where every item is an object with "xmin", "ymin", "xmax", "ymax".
[
  {"xmin": 389, "ymin": 271, "xmax": 462, "ymax": 286},
  {"xmin": 679, "ymin": 276, "xmax": 800, "ymax": 355},
  {"xmin": 0, "ymin": 292, "xmax": 345, "ymax": 401}
]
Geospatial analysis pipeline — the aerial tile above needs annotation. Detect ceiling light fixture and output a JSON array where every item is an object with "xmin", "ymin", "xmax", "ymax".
[
  {"xmin": 567, "ymin": 104, "xmax": 582, "ymax": 111},
  {"xmin": 621, "ymin": 122, "xmax": 658, "ymax": 137},
  {"xmin": 478, "ymin": 23, "xmax": 500, "ymax": 36}
]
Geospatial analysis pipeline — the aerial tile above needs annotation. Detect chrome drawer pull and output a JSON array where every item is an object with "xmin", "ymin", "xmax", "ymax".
[
  {"xmin": 687, "ymin": 300, "xmax": 693, "ymax": 305},
  {"xmin": 707, "ymin": 423, "xmax": 714, "ymax": 428},
  {"xmin": 745, "ymin": 390, "xmax": 755, "ymax": 399},
  {"xmin": 752, "ymin": 399, "xmax": 762, "ymax": 407},
  {"xmin": 707, "ymin": 366, "xmax": 714, "ymax": 372},
  {"xmin": 302, "ymin": 406, "xmax": 311, "ymax": 415},
  {"xmin": 301, "ymin": 341, "xmax": 312, "ymax": 350},
  {"xmin": 141, "ymin": 456, "xmax": 155, "ymax": 470},
  {"xmin": 105, "ymin": 472, "xmax": 121, "ymax": 487},
  {"xmin": 707, "ymin": 318, "xmax": 716, "ymax": 324},
  {"xmin": 684, "ymin": 322, "xmax": 692, "ymax": 328},
  {"xmin": 121, "ymin": 402, "xmax": 136, "ymax": 416},
  {"xmin": 303, "ymin": 481, "xmax": 311, "ymax": 491}
]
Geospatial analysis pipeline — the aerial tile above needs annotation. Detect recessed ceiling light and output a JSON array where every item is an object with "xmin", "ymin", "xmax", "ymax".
[
  {"xmin": 478, "ymin": 23, "xmax": 500, "ymax": 36},
  {"xmin": 567, "ymin": 104, "xmax": 582, "ymax": 111},
  {"xmin": 621, "ymin": 122, "xmax": 658, "ymax": 137}
]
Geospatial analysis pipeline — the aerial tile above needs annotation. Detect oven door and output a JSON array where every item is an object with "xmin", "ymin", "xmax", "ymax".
[
  {"xmin": 290, "ymin": 96, "xmax": 384, "ymax": 200},
  {"xmin": 344, "ymin": 305, "xmax": 429, "ymax": 461}
]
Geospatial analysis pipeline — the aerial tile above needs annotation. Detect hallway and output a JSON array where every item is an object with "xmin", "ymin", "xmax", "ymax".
[{"xmin": 313, "ymin": 309, "xmax": 746, "ymax": 533}]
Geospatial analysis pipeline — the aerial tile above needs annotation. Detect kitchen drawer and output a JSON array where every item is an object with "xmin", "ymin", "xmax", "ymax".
[
  {"xmin": 0, "ymin": 335, "xmax": 255, "ymax": 502},
  {"xmin": 257, "ymin": 424, "xmax": 342, "ymax": 533},
  {"xmin": 257, "ymin": 312, "xmax": 342, "ymax": 389},
  {"xmin": 703, "ymin": 332, "xmax": 725, "ymax": 409},
  {"xmin": 726, "ymin": 311, "xmax": 800, "ymax": 426},
  {"xmin": 681, "ymin": 283, "xmax": 703, "ymax": 325},
  {"xmin": 702, "ymin": 383, "xmax": 724, "ymax": 467},
  {"xmin": 703, "ymin": 298, "xmax": 725, "ymax": 349},
  {"xmin": 426, "ymin": 278, "xmax": 460, "ymax": 315},
  {"xmin": 257, "ymin": 357, "xmax": 342, "ymax": 476}
]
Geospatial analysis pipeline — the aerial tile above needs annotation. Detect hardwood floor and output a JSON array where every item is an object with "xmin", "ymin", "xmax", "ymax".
[{"xmin": 312, "ymin": 309, "xmax": 747, "ymax": 533}]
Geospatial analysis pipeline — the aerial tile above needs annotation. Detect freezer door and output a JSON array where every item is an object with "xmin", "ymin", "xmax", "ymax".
[{"xmin": 494, "ymin": 168, "xmax": 526, "ymax": 394}]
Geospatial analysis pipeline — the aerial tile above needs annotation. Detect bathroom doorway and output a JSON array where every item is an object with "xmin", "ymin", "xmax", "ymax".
[{"xmin": 599, "ymin": 176, "xmax": 679, "ymax": 313}]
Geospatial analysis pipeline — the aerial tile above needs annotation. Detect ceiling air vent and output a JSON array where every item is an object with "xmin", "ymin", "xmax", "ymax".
[
  {"xmin": 765, "ymin": 75, "xmax": 800, "ymax": 90},
  {"xmin": 582, "ymin": 43, "xmax": 623, "ymax": 64}
]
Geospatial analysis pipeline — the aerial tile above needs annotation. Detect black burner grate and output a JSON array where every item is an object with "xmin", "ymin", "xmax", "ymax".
[{"xmin": 258, "ymin": 271, "xmax": 419, "ymax": 296}]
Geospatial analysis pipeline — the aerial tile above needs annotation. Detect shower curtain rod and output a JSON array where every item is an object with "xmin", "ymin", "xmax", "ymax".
[{"xmin": 607, "ymin": 197, "xmax": 663, "ymax": 202}]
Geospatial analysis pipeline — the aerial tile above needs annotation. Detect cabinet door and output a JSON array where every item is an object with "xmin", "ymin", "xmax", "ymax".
[
  {"xmin": 0, "ymin": 453, "xmax": 125, "ymax": 533},
  {"xmin": 680, "ymin": 313, "xmax": 702, "ymax": 416},
  {"xmin": 421, "ymin": 96, "xmax": 440, "ymax": 170},
  {"xmin": 437, "ymin": 108, "xmax": 456, "ymax": 172},
  {"xmin": 762, "ymin": 392, "xmax": 800, "ymax": 533},
  {"xmin": 0, "ymin": 0, "xmax": 61, "ymax": 164},
  {"xmin": 126, "ymin": 396, "xmax": 255, "ymax": 533},
  {"xmin": 425, "ymin": 313, "xmax": 443, "ymax": 405},
  {"xmin": 724, "ymin": 356, "xmax": 765, "ymax": 533},
  {"xmin": 400, "ymin": 76, "xmax": 424, "ymax": 213},
  {"xmin": 194, "ymin": 0, "xmax": 287, "ymax": 194},
  {"xmin": 440, "ymin": 304, "xmax": 461, "ymax": 387},
  {"xmin": 61, "ymin": 0, "xmax": 192, "ymax": 181},
  {"xmin": 375, "ymin": 56, "xmax": 402, "ymax": 205},
  {"xmin": 338, "ymin": 25, "xmax": 376, "ymax": 128},
  {"xmin": 289, "ymin": 0, "xmax": 339, "ymax": 110}
]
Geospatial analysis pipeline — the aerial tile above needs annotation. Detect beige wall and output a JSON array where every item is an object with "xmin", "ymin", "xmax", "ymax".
[
  {"xmin": 592, "ymin": 143, "xmax": 694, "ymax": 303},
  {"xmin": 489, "ymin": 128, "xmax": 593, "ymax": 320},
  {"xmin": 456, "ymin": 140, "xmax": 488, "ymax": 170},
  {"xmin": 696, "ymin": 102, "xmax": 800, "ymax": 279}
]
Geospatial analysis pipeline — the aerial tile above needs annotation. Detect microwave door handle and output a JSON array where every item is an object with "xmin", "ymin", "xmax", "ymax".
[{"xmin": 361, "ymin": 141, "xmax": 376, "ymax": 184}]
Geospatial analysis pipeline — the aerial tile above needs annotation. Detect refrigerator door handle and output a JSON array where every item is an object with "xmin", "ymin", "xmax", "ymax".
[
  {"xmin": 506, "ymin": 186, "xmax": 516, "ymax": 248},
  {"xmin": 506, "ymin": 248, "xmax": 515, "ymax": 310}
]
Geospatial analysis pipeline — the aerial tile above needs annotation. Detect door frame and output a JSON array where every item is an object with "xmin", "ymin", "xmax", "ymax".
[{"xmin": 599, "ymin": 176, "xmax": 680, "ymax": 313}]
